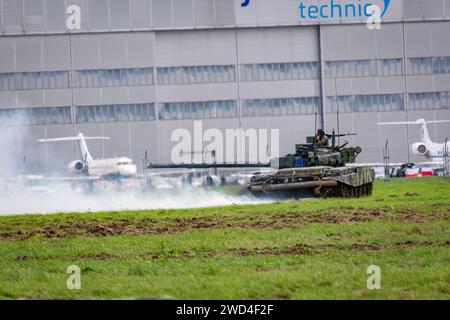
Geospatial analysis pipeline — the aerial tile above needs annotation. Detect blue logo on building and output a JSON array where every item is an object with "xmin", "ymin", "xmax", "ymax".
[
  {"xmin": 299, "ymin": 0, "xmax": 391, "ymax": 19},
  {"xmin": 240, "ymin": 0, "xmax": 391, "ymax": 20}
]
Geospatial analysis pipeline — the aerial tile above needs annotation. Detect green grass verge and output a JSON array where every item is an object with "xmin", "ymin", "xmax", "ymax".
[{"xmin": 0, "ymin": 177, "xmax": 449, "ymax": 300}]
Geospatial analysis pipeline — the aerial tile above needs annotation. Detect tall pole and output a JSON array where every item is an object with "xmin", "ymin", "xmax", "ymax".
[
  {"xmin": 68, "ymin": 32, "xmax": 76, "ymax": 159},
  {"xmin": 335, "ymin": 77, "xmax": 340, "ymax": 145},
  {"xmin": 317, "ymin": 25, "xmax": 326, "ymax": 130}
]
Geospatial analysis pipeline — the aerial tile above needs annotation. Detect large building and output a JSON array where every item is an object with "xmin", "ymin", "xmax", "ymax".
[{"xmin": 0, "ymin": 0, "xmax": 450, "ymax": 174}]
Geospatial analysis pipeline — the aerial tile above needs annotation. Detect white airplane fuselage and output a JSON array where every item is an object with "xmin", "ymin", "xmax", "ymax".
[
  {"xmin": 40, "ymin": 133, "xmax": 138, "ymax": 178},
  {"xmin": 68, "ymin": 157, "xmax": 137, "ymax": 177}
]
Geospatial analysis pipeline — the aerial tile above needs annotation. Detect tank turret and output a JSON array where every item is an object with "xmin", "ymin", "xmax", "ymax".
[{"xmin": 271, "ymin": 131, "xmax": 362, "ymax": 169}]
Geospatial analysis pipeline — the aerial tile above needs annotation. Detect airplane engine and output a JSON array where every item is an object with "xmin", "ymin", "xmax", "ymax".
[
  {"xmin": 411, "ymin": 142, "xmax": 427, "ymax": 156},
  {"xmin": 69, "ymin": 160, "xmax": 85, "ymax": 173}
]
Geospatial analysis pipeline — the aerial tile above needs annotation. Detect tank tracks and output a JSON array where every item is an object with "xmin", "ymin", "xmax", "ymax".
[{"xmin": 314, "ymin": 182, "xmax": 374, "ymax": 198}]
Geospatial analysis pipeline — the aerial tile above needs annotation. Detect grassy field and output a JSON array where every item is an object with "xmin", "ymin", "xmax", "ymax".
[{"xmin": 0, "ymin": 177, "xmax": 449, "ymax": 300}]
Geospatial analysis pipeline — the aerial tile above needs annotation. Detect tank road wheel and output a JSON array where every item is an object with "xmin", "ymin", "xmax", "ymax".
[{"xmin": 338, "ymin": 183, "xmax": 373, "ymax": 198}]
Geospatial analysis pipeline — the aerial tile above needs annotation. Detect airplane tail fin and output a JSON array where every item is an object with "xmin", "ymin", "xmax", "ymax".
[
  {"xmin": 38, "ymin": 133, "xmax": 109, "ymax": 161},
  {"xmin": 378, "ymin": 119, "xmax": 450, "ymax": 145}
]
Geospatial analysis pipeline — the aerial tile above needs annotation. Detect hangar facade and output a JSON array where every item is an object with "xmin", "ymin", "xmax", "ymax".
[{"xmin": 0, "ymin": 0, "xmax": 450, "ymax": 173}]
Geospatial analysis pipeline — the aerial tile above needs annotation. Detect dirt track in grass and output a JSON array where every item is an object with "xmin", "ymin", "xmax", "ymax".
[
  {"xmin": 12, "ymin": 240, "xmax": 450, "ymax": 263},
  {"xmin": 1, "ymin": 205, "xmax": 449, "ymax": 242}
]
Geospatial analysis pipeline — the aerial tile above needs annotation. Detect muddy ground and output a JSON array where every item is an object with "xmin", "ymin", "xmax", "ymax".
[{"xmin": 1, "ymin": 205, "xmax": 449, "ymax": 242}]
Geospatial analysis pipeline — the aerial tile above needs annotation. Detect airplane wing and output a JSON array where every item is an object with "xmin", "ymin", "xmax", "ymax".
[{"xmin": 38, "ymin": 137, "xmax": 110, "ymax": 142}]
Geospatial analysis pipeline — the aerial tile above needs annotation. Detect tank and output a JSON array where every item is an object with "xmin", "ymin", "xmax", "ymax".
[{"xmin": 247, "ymin": 132, "xmax": 375, "ymax": 198}]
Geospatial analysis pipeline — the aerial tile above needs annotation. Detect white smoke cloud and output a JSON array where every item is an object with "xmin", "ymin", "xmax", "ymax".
[
  {"xmin": 0, "ymin": 186, "xmax": 271, "ymax": 216},
  {"xmin": 0, "ymin": 113, "xmax": 29, "ymax": 179}
]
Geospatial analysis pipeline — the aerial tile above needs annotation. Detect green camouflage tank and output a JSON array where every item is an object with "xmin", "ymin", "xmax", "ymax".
[{"xmin": 247, "ymin": 132, "xmax": 375, "ymax": 198}]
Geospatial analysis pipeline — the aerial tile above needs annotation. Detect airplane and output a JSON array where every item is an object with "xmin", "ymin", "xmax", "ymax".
[
  {"xmin": 38, "ymin": 133, "xmax": 137, "ymax": 178},
  {"xmin": 378, "ymin": 119, "xmax": 450, "ymax": 161}
]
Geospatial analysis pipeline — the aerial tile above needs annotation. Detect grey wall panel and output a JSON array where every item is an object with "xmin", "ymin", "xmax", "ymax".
[
  {"xmin": 45, "ymin": 0, "xmax": 66, "ymax": 33},
  {"xmin": 322, "ymin": 26, "xmax": 350, "ymax": 61},
  {"xmin": 378, "ymin": 76, "xmax": 406, "ymax": 94},
  {"xmin": 0, "ymin": 91, "xmax": 16, "ymax": 107},
  {"xmin": 72, "ymin": 35, "xmax": 100, "ymax": 69},
  {"xmin": 434, "ymin": 74, "xmax": 450, "ymax": 92},
  {"xmin": 44, "ymin": 89, "xmax": 72, "ymax": 107},
  {"xmin": 152, "ymin": 0, "xmax": 173, "ymax": 28},
  {"xmin": 155, "ymin": 30, "xmax": 236, "ymax": 66},
  {"xmin": 157, "ymin": 83, "xmax": 237, "ymax": 102},
  {"xmin": 424, "ymin": 0, "xmax": 445, "ymax": 19},
  {"xmin": 349, "ymin": 27, "xmax": 377, "ymax": 60},
  {"xmin": 274, "ymin": 0, "xmax": 298, "ymax": 25},
  {"xmin": 173, "ymin": 0, "xmax": 194, "ymax": 28},
  {"xmin": 434, "ymin": 109, "xmax": 450, "ymax": 141},
  {"xmin": 79, "ymin": 123, "xmax": 130, "ymax": 159},
  {"xmin": 375, "ymin": 111, "xmax": 409, "ymax": 162},
  {"xmin": 0, "ymin": 37, "xmax": 15, "ymax": 72},
  {"xmin": 24, "ymin": 0, "xmax": 45, "ymax": 33},
  {"xmin": 109, "ymin": 0, "xmax": 130, "ymax": 30},
  {"xmin": 238, "ymin": 27, "xmax": 318, "ymax": 64},
  {"xmin": 73, "ymin": 88, "xmax": 102, "ymax": 105},
  {"xmin": 130, "ymin": 0, "xmax": 151, "ymax": 30},
  {"xmin": 128, "ymin": 86, "xmax": 156, "ymax": 103},
  {"xmin": 194, "ymin": 0, "xmax": 214, "ymax": 27},
  {"xmin": 43, "ymin": 124, "xmax": 75, "ymax": 173},
  {"xmin": 126, "ymin": 32, "xmax": 154, "ymax": 67},
  {"xmin": 100, "ymin": 87, "xmax": 128, "ymax": 105},
  {"xmin": 88, "ymin": 0, "xmax": 110, "ymax": 31},
  {"xmin": 130, "ymin": 121, "xmax": 158, "ymax": 170},
  {"xmin": 405, "ymin": 22, "xmax": 433, "ymax": 57},
  {"xmin": 255, "ymin": 0, "xmax": 278, "ymax": 26},
  {"xmin": 0, "ymin": 0, "xmax": 3, "ymax": 34},
  {"xmin": 404, "ymin": 0, "xmax": 424, "ymax": 20},
  {"xmin": 98, "ymin": 33, "xmax": 127, "ymax": 68},
  {"xmin": 349, "ymin": 78, "xmax": 380, "ymax": 95},
  {"xmin": 17, "ymin": 125, "xmax": 45, "ymax": 175},
  {"xmin": 15, "ymin": 37, "xmax": 43, "ymax": 72},
  {"xmin": 215, "ymin": 0, "xmax": 235, "ymax": 26},
  {"xmin": 431, "ymin": 21, "xmax": 450, "ymax": 56},
  {"xmin": 447, "ymin": 0, "xmax": 450, "ymax": 18},
  {"xmin": 356, "ymin": 112, "xmax": 402, "ymax": 163},
  {"xmin": 17, "ymin": 90, "xmax": 44, "ymax": 106},
  {"xmin": 375, "ymin": 24, "xmax": 404, "ymax": 58},
  {"xmin": 156, "ymin": 120, "xmax": 188, "ymax": 163},
  {"xmin": 407, "ymin": 76, "xmax": 436, "ymax": 93},
  {"xmin": 239, "ymin": 80, "xmax": 318, "ymax": 100},
  {"xmin": 43, "ymin": 35, "xmax": 70, "ymax": 71},
  {"xmin": 3, "ymin": 0, "xmax": 23, "ymax": 33}
]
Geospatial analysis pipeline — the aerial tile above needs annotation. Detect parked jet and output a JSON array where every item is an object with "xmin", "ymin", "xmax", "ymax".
[
  {"xmin": 378, "ymin": 119, "xmax": 450, "ymax": 161},
  {"xmin": 38, "ymin": 133, "xmax": 137, "ymax": 178}
]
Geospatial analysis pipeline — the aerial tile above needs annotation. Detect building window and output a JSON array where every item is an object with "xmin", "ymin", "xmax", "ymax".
[
  {"xmin": 0, "ymin": 71, "xmax": 70, "ymax": 91},
  {"xmin": 158, "ymin": 100, "xmax": 237, "ymax": 120},
  {"xmin": 73, "ymin": 68, "xmax": 154, "ymax": 88},
  {"xmin": 241, "ymin": 97, "xmax": 319, "ymax": 117},
  {"xmin": 326, "ymin": 94, "xmax": 404, "ymax": 113},
  {"xmin": 240, "ymin": 62, "xmax": 319, "ymax": 81},
  {"xmin": 325, "ymin": 59, "xmax": 403, "ymax": 78},
  {"xmin": 0, "ymin": 106, "xmax": 71, "ymax": 126},
  {"xmin": 157, "ymin": 65, "xmax": 235, "ymax": 85},
  {"xmin": 407, "ymin": 57, "xmax": 450, "ymax": 75},
  {"xmin": 408, "ymin": 91, "xmax": 450, "ymax": 111},
  {"xmin": 75, "ymin": 103, "xmax": 155, "ymax": 123}
]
